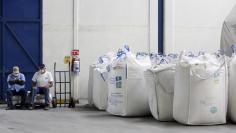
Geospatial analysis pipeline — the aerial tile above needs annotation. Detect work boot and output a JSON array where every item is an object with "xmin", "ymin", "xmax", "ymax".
[
  {"xmin": 20, "ymin": 105, "xmax": 26, "ymax": 110},
  {"xmin": 44, "ymin": 104, "xmax": 49, "ymax": 110},
  {"xmin": 29, "ymin": 105, "xmax": 34, "ymax": 110},
  {"xmin": 6, "ymin": 106, "xmax": 15, "ymax": 110}
]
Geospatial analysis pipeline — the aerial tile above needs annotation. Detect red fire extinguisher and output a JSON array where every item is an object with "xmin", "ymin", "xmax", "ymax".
[{"xmin": 71, "ymin": 50, "xmax": 80, "ymax": 73}]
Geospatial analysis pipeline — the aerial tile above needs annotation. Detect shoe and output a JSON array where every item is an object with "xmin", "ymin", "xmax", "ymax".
[
  {"xmin": 29, "ymin": 105, "xmax": 34, "ymax": 110},
  {"xmin": 44, "ymin": 105, "xmax": 49, "ymax": 110},
  {"xmin": 6, "ymin": 106, "xmax": 15, "ymax": 110},
  {"xmin": 20, "ymin": 105, "xmax": 26, "ymax": 110}
]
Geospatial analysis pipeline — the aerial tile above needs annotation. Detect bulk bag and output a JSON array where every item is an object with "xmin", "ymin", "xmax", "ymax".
[
  {"xmin": 145, "ymin": 63, "xmax": 175, "ymax": 121},
  {"xmin": 88, "ymin": 52, "xmax": 115, "ymax": 107},
  {"xmin": 92, "ymin": 68, "xmax": 108, "ymax": 110},
  {"xmin": 228, "ymin": 45, "xmax": 236, "ymax": 122},
  {"xmin": 220, "ymin": 5, "xmax": 236, "ymax": 57},
  {"xmin": 107, "ymin": 48, "xmax": 151, "ymax": 116},
  {"xmin": 88, "ymin": 65, "xmax": 96, "ymax": 106},
  {"xmin": 136, "ymin": 52, "xmax": 151, "ymax": 68},
  {"xmin": 173, "ymin": 53, "xmax": 228, "ymax": 125}
]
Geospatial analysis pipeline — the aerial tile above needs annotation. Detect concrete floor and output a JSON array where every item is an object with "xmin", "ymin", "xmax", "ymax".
[{"xmin": 0, "ymin": 106, "xmax": 236, "ymax": 133}]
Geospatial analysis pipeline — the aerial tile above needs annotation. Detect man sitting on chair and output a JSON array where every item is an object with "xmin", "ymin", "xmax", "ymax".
[
  {"xmin": 6, "ymin": 66, "xmax": 26, "ymax": 110},
  {"xmin": 30, "ymin": 64, "xmax": 53, "ymax": 110}
]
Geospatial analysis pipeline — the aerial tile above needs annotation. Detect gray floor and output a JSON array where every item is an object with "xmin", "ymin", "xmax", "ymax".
[{"xmin": 0, "ymin": 105, "xmax": 236, "ymax": 133}]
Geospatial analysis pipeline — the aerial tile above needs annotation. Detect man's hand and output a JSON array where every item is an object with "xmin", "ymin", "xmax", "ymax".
[
  {"xmin": 43, "ymin": 84, "xmax": 50, "ymax": 89},
  {"xmin": 42, "ymin": 82, "xmax": 53, "ymax": 89},
  {"xmin": 15, "ymin": 80, "xmax": 25, "ymax": 85},
  {"xmin": 32, "ymin": 86, "xmax": 37, "ymax": 90},
  {"xmin": 8, "ymin": 80, "xmax": 16, "ymax": 85}
]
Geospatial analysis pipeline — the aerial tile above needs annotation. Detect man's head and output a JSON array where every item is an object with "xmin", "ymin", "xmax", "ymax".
[
  {"xmin": 12, "ymin": 66, "xmax": 20, "ymax": 76},
  {"xmin": 39, "ymin": 64, "xmax": 46, "ymax": 74}
]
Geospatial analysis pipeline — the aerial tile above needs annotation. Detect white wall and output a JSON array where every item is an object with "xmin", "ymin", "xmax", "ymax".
[
  {"xmin": 165, "ymin": 0, "xmax": 236, "ymax": 53},
  {"xmin": 77, "ymin": 0, "xmax": 157, "ymax": 99},
  {"xmin": 43, "ymin": 0, "xmax": 158, "ymax": 101},
  {"xmin": 43, "ymin": 0, "xmax": 74, "ymax": 97},
  {"xmin": 43, "ymin": 0, "xmax": 74, "ymax": 71}
]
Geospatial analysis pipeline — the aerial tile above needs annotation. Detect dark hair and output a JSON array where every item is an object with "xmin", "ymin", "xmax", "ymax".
[{"xmin": 39, "ymin": 64, "xmax": 45, "ymax": 69}]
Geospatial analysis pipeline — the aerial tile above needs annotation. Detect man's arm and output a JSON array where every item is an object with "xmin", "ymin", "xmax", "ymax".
[
  {"xmin": 8, "ymin": 80, "xmax": 15, "ymax": 85},
  {"xmin": 15, "ymin": 80, "xmax": 25, "ymax": 85},
  {"xmin": 48, "ymin": 81, "xmax": 53, "ymax": 88},
  {"xmin": 7, "ymin": 74, "xmax": 15, "ymax": 85},
  {"xmin": 32, "ymin": 81, "xmax": 37, "ymax": 87},
  {"xmin": 42, "ymin": 81, "xmax": 53, "ymax": 89},
  {"xmin": 15, "ymin": 74, "xmax": 26, "ymax": 85},
  {"xmin": 47, "ymin": 72, "xmax": 54, "ymax": 88},
  {"xmin": 32, "ymin": 72, "xmax": 38, "ymax": 88}
]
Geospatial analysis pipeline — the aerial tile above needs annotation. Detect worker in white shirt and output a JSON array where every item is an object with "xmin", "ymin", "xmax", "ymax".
[{"xmin": 30, "ymin": 64, "xmax": 53, "ymax": 110}]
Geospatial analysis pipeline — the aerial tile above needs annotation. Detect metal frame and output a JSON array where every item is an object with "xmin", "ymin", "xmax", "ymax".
[
  {"xmin": 54, "ymin": 63, "xmax": 72, "ymax": 107},
  {"xmin": 158, "ymin": 0, "xmax": 164, "ymax": 54}
]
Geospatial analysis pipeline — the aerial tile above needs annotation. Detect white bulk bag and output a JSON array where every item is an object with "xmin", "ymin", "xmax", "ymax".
[
  {"xmin": 136, "ymin": 52, "xmax": 151, "ymax": 68},
  {"xmin": 220, "ymin": 5, "xmax": 236, "ymax": 57},
  {"xmin": 228, "ymin": 46, "xmax": 236, "ymax": 122},
  {"xmin": 107, "ymin": 51, "xmax": 151, "ymax": 116},
  {"xmin": 88, "ymin": 65, "xmax": 96, "ymax": 106},
  {"xmin": 88, "ymin": 52, "xmax": 115, "ymax": 107},
  {"xmin": 92, "ymin": 68, "xmax": 108, "ymax": 110},
  {"xmin": 173, "ymin": 53, "xmax": 228, "ymax": 125},
  {"xmin": 145, "ymin": 64, "xmax": 175, "ymax": 121}
]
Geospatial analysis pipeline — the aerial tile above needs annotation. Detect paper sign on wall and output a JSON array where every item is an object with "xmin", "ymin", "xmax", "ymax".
[{"xmin": 64, "ymin": 56, "xmax": 71, "ymax": 64}]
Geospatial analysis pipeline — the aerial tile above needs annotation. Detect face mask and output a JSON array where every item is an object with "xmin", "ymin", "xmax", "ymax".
[
  {"xmin": 13, "ymin": 73, "xmax": 19, "ymax": 77},
  {"xmin": 40, "ymin": 69, "xmax": 46, "ymax": 74}
]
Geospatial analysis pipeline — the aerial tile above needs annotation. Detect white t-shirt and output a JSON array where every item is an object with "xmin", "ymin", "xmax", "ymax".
[{"xmin": 32, "ymin": 71, "xmax": 54, "ymax": 87}]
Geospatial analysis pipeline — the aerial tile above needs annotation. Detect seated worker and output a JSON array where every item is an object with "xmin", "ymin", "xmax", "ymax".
[
  {"xmin": 30, "ymin": 64, "xmax": 53, "ymax": 110},
  {"xmin": 6, "ymin": 66, "xmax": 26, "ymax": 110}
]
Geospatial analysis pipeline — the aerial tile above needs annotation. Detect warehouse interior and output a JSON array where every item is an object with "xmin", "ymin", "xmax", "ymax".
[{"xmin": 1, "ymin": 0, "xmax": 236, "ymax": 132}]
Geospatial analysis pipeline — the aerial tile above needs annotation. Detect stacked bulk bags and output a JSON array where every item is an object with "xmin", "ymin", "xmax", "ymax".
[
  {"xmin": 173, "ymin": 52, "xmax": 228, "ymax": 125},
  {"xmin": 107, "ymin": 47, "xmax": 151, "ymax": 116},
  {"xmin": 144, "ymin": 54, "xmax": 178, "ymax": 121}
]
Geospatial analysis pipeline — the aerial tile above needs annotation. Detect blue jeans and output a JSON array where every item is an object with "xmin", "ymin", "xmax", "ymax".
[
  {"xmin": 31, "ymin": 87, "xmax": 49, "ymax": 105},
  {"xmin": 7, "ymin": 89, "xmax": 27, "ymax": 107}
]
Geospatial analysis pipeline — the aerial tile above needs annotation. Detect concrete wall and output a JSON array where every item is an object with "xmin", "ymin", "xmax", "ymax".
[
  {"xmin": 165, "ymin": 0, "xmax": 236, "ymax": 53},
  {"xmin": 43, "ymin": 0, "xmax": 158, "ymax": 101}
]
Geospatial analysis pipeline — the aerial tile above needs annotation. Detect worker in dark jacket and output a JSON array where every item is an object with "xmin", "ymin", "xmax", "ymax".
[{"xmin": 6, "ymin": 66, "xmax": 26, "ymax": 110}]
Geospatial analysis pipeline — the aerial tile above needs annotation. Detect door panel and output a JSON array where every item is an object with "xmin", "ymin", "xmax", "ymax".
[
  {"xmin": 0, "ymin": 14, "xmax": 3, "ymax": 102},
  {"xmin": 4, "ymin": 0, "xmax": 40, "ymax": 19},
  {"xmin": 0, "ymin": 0, "xmax": 42, "ymax": 102}
]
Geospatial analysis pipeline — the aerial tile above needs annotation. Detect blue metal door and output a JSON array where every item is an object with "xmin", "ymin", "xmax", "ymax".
[{"xmin": 0, "ymin": 0, "xmax": 42, "ymax": 102}]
